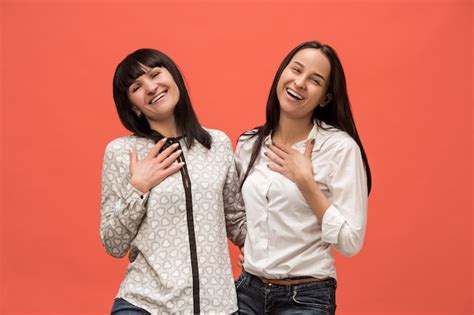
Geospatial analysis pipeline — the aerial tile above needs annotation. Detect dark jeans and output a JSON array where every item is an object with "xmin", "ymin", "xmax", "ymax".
[
  {"xmin": 235, "ymin": 271, "xmax": 337, "ymax": 315},
  {"xmin": 111, "ymin": 298, "xmax": 150, "ymax": 315}
]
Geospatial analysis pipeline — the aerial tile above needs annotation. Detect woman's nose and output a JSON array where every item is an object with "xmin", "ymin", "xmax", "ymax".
[
  {"xmin": 294, "ymin": 76, "xmax": 305, "ymax": 89},
  {"xmin": 144, "ymin": 79, "xmax": 158, "ymax": 94}
]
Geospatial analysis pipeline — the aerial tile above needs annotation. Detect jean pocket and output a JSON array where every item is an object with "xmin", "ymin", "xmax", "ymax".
[
  {"xmin": 292, "ymin": 286, "xmax": 332, "ymax": 311},
  {"xmin": 235, "ymin": 272, "xmax": 247, "ymax": 289}
]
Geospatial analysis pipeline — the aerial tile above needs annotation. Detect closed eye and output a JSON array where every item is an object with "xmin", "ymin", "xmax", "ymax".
[
  {"xmin": 292, "ymin": 68, "xmax": 302, "ymax": 74},
  {"xmin": 130, "ymin": 85, "xmax": 141, "ymax": 93}
]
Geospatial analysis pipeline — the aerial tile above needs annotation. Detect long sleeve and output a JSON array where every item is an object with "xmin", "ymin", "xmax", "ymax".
[
  {"xmin": 321, "ymin": 138, "xmax": 368, "ymax": 257},
  {"xmin": 100, "ymin": 138, "xmax": 150, "ymax": 258},
  {"xmin": 222, "ymin": 135, "xmax": 247, "ymax": 247}
]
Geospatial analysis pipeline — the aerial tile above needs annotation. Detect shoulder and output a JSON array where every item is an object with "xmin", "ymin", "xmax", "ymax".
[
  {"xmin": 204, "ymin": 128, "xmax": 232, "ymax": 146},
  {"xmin": 317, "ymin": 123, "xmax": 361, "ymax": 157},
  {"xmin": 236, "ymin": 128, "xmax": 259, "ymax": 152},
  {"xmin": 102, "ymin": 136, "xmax": 135, "ymax": 167},
  {"xmin": 205, "ymin": 128, "xmax": 230, "ymax": 142},
  {"xmin": 324, "ymin": 130, "xmax": 357, "ymax": 149},
  {"xmin": 104, "ymin": 135, "xmax": 148, "ymax": 154},
  {"xmin": 105, "ymin": 135, "xmax": 133, "ymax": 152}
]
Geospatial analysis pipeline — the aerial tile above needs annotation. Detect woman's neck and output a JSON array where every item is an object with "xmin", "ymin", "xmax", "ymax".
[
  {"xmin": 273, "ymin": 115, "xmax": 313, "ymax": 146},
  {"xmin": 148, "ymin": 117, "xmax": 179, "ymax": 138}
]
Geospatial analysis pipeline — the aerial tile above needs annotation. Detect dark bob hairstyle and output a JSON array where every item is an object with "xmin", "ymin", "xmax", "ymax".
[
  {"xmin": 241, "ymin": 41, "xmax": 372, "ymax": 193},
  {"xmin": 113, "ymin": 48, "xmax": 211, "ymax": 149}
]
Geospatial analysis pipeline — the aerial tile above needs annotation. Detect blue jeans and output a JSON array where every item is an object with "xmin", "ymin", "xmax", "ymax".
[
  {"xmin": 235, "ymin": 271, "xmax": 337, "ymax": 314},
  {"xmin": 110, "ymin": 298, "xmax": 150, "ymax": 315}
]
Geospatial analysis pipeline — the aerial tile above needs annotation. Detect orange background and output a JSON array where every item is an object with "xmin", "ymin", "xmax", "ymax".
[{"xmin": 1, "ymin": 0, "xmax": 473, "ymax": 314}]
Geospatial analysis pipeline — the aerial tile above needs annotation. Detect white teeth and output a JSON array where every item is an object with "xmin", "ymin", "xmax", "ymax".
[
  {"xmin": 151, "ymin": 91, "xmax": 167, "ymax": 104},
  {"xmin": 286, "ymin": 88, "xmax": 304, "ymax": 100}
]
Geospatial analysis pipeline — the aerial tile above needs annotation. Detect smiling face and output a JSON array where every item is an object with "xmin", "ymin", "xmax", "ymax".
[
  {"xmin": 127, "ymin": 65, "xmax": 180, "ymax": 125},
  {"xmin": 276, "ymin": 48, "xmax": 331, "ymax": 121}
]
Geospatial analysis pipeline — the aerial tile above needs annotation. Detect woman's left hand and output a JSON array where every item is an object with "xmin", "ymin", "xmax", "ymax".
[{"xmin": 266, "ymin": 139, "xmax": 315, "ymax": 187}]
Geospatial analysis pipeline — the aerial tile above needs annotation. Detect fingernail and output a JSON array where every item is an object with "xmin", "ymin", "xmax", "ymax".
[
  {"xmin": 161, "ymin": 137, "xmax": 167, "ymax": 142},
  {"xmin": 173, "ymin": 143, "xmax": 179, "ymax": 147},
  {"xmin": 311, "ymin": 139, "xmax": 315, "ymax": 145}
]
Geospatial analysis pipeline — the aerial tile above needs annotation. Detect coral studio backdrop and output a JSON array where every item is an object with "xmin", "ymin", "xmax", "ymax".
[{"xmin": 1, "ymin": 0, "xmax": 472, "ymax": 314}]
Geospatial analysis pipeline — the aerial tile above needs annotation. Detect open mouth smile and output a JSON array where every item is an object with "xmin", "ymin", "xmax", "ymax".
[
  {"xmin": 286, "ymin": 88, "xmax": 304, "ymax": 101},
  {"xmin": 149, "ymin": 90, "xmax": 168, "ymax": 104}
]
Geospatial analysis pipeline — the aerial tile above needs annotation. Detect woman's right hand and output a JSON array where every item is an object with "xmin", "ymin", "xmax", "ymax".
[
  {"xmin": 238, "ymin": 247, "xmax": 245, "ymax": 268},
  {"xmin": 129, "ymin": 138, "xmax": 184, "ymax": 193}
]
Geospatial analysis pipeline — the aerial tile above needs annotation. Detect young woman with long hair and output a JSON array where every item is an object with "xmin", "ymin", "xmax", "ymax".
[{"xmin": 235, "ymin": 41, "xmax": 371, "ymax": 314}]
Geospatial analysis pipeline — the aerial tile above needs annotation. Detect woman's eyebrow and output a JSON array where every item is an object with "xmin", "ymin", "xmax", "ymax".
[
  {"xmin": 293, "ymin": 61, "xmax": 326, "ymax": 82},
  {"xmin": 148, "ymin": 68, "xmax": 160, "ymax": 75},
  {"xmin": 293, "ymin": 61, "xmax": 304, "ymax": 67},
  {"xmin": 130, "ymin": 79, "xmax": 140, "ymax": 85},
  {"xmin": 311, "ymin": 73, "xmax": 326, "ymax": 82}
]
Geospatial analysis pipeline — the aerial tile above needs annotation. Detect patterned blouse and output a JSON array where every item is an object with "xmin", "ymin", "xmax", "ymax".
[{"xmin": 100, "ymin": 129, "xmax": 246, "ymax": 314}]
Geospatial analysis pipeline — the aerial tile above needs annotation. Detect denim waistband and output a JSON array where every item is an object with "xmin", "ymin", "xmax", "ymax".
[{"xmin": 241, "ymin": 270, "xmax": 336, "ymax": 290}]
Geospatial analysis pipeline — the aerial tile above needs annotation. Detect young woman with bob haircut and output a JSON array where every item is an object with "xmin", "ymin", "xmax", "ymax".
[
  {"xmin": 234, "ymin": 41, "xmax": 371, "ymax": 314},
  {"xmin": 100, "ymin": 48, "xmax": 246, "ymax": 314}
]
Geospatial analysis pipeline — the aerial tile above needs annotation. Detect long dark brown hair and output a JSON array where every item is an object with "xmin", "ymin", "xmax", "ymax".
[{"xmin": 240, "ymin": 41, "xmax": 372, "ymax": 193}]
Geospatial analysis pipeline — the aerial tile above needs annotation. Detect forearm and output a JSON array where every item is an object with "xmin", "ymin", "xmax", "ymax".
[
  {"xmin": 224, "ymin": 211, "xmax": 246, "ymax": 246},
  {"xmin": 296, "ymin": 175, "xmax": 330, "ymax": 224},
  {"xmin": 223, "ymin": 175, "xmax": 247, "ymax": 247},
  {"xmin": 100, "ymin": 183, "xmax": 149, "ymax": 257}
]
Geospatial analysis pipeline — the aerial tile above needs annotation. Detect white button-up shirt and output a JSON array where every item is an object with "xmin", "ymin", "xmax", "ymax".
[{"xmin": 235, "ymin": 121, "xmax": 368, "ymax": 280}]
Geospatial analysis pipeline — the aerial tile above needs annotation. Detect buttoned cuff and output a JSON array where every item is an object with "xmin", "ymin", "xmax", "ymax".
[
  {"xmin": 115, "ymin": 183, "xmax": 150, "ymax": 228},
  {"xmin": 321, "ymin": 204, "xmax": 345, "ymax": 244},
  {"xmin": 124, "ymin": 182, "xmax": 150, "ymax": 206}
]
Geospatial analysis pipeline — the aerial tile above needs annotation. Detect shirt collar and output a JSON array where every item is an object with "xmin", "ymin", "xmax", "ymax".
[{"xmin": 263, "ymin": 120, "xmax": 335, "ymax": 152}]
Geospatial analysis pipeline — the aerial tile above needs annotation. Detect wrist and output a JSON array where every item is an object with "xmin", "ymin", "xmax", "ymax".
[
  {"xmin": 130, "ymin": 178, "xmax": 149, "ymax": 193},
  {"xmin": 296, "ymin": 174, "xmax": 317, "ymax": 192}
]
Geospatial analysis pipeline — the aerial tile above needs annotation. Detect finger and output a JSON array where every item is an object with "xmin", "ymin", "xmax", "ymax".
[
  {"xmin": 267, "ymin": 163, "xmax": 285, "ymax": 174},
  {"xmin": 162, "ymin": 161, "xmax": 185, "ymax": 177},
  {"xmin": 272, "ymin": 142, "xmax": 291, "ymax": 154},
  {"xmin": 129, "ymin": 148, "xmax": 138, "ymax": 174},
  {"xmin": 148, "ymin": 137, "xmax": 167, "ymax": 158},
  {"xmin": 156, "ymin": 143, "xmax": 180, "ymax": 163},
  {"xmin": 238, "ymin": 253, "xmax": 244, "ymax": 267},
  {"xmin": 268, "ymin": 144, "xmax": 288, "ymax": 159},
  {"xmin": 264, "ymin": 150, "xmax": 284, "ymax": 167},
  {"xmin": 304, "ymin": 139, "xmax": 315, "ymax": 158},
  {"xmin": 160, "ymin": 149, "xmax": 182, "ymax": 169}
]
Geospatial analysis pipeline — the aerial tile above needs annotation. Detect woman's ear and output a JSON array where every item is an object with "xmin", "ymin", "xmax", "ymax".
[
  {"xmin": 319, "ymin": 93, "xmax": 332, "ymax": 107},
  {"xmin": 132, "ymin": 107, "xmax": 142, "ymax": 117}
]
